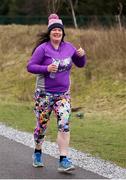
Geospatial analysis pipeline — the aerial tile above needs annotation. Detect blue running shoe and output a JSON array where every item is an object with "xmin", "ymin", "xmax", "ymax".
[
  {"xmin": 32, "ymin": 152, "xmax": 44, "ymax": 167},
  {"xmin": 58, "ymin": 157, "xmax": 75, "ymax": 172}
]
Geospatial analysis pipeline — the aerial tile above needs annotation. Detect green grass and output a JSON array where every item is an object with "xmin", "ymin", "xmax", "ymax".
[
  {"xmin": 0, "ymin": 101, "xmax": 126, "ymax": 168},
  {"xmin": 0, "ymin": 102, "xmax": 34, "ymax": 132},
  {"xmin": 71, "ymin": 113, "xmax": 126, "ymax": 168}
]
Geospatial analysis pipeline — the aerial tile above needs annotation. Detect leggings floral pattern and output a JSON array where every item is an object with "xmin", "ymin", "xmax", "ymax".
[{"xmin": 33, "ymin": 89, "xmax": 71, "ymax": 145}]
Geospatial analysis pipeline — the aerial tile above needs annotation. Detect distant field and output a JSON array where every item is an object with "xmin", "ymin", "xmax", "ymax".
[{"xmin": 0, "ymin": 25, "xmax": 126, "ymax": 168}]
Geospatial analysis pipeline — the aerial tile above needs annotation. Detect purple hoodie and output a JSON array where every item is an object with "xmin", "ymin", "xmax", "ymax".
[{"xmin": 27, "ymin": 41, "xmax": 86, "ymax": 93}]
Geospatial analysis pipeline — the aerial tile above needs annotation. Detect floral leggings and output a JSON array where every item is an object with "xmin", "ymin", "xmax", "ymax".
[{"xmin": 33, "ymin": 89, "xmax": 71, "ymax": 145}]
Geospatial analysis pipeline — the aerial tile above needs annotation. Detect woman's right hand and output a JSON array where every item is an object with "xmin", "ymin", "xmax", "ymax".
[{"xmin": 47, "ymin": 64, "xmax": 58, "ymax": 72}]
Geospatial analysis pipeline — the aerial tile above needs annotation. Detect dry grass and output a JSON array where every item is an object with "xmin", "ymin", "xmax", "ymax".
[{"xmin": 0, "ymin": 25, "xmax": 126, "ymax": 109}]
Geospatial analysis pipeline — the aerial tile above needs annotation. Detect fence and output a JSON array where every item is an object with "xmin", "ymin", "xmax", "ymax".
[{"xmin": 0, "ymin": 15, "xmax": 126, "ymax": 28}]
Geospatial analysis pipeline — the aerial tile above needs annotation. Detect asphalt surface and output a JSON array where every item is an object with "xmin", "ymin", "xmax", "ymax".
[{"xmin": 0, "ymin": 135, "xmax": 105, "ymax": 179}]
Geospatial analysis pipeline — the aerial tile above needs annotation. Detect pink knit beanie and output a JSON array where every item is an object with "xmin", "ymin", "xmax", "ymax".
[{"xmin": 48, "ymin": 14, "xmax": 64, "ymax": 32}]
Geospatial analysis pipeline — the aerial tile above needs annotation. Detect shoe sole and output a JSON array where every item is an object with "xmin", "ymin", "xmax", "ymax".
[
  {"xmin": 33, "ymin": 163, "xmax": 44, "ymax": 168},
  {"xmin": 58, "ymin": 166, "xmax": 75, "ymax": 172}
]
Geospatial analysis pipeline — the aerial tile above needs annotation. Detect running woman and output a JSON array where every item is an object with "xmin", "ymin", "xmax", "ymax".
[{"xmin": 27, "ymin": 13, "xmax": 86, "ymax": 172}]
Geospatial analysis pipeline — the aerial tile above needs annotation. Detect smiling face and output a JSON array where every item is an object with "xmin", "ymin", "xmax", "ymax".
[{"xmin": 50, "ymin": 28, "xmax": 63, "ymax": 44}]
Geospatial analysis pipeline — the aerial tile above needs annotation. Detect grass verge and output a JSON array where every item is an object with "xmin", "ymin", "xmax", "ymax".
[{"xmin": 0, "ymin": 101, "xmax": 126, "ymax": 168}]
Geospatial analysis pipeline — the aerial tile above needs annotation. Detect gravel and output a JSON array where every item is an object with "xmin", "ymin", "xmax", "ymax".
[{"xmin": 0, "ymin": 123, "xmax": 126, "ymax": 179}]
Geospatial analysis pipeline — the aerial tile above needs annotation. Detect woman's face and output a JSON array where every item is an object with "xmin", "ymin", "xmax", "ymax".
[{"xmin": 50, "ymin": 28, "xmax": 63, "ymax": 43}]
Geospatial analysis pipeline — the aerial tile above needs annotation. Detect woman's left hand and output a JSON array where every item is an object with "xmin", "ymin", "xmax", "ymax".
[{"xmin": 76, "ymin": 47, "xmax": 85, "ymax": 57}]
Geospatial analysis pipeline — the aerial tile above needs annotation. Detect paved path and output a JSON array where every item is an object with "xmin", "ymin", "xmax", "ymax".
[{"xmin": 0, "ymin": 135, "xmax": 105, "ymax": 179}]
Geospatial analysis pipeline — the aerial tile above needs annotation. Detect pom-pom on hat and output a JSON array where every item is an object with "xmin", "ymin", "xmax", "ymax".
[{"xmin": 48, "ymin": 14, "xmax": 64, "ymax": 32}]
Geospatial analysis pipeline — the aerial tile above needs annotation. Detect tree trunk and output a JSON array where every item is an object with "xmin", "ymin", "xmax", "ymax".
[
  {"xmin": 69, "ymin": 0, "xmax": 78, "ymax": 29},
  {"xmin": 117, "ymin": 2, "xmax": 123, "ymax": 31}
]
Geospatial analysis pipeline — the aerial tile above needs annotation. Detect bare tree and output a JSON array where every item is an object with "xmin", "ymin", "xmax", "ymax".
[
  {"xmin": 116, "ymin": 1, "xmax": 123, "ymax": 31},
  {"xmin": 47, "ymin": 0, "xmax": 63, "ymax": 14},
  {"xmin": 68, "ymin": 0, "xmax": 78, "ymax": 28}
]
